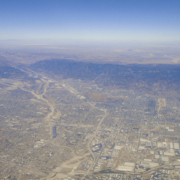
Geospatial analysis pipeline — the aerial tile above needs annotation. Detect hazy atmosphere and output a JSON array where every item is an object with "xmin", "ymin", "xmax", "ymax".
[
  {"xmin": 1, "ymin": 1, "xmax": 180, "ymax": 180},
  {"xmin": 1, "ymin": 0, "xmax": 180, "ymax": 64}
]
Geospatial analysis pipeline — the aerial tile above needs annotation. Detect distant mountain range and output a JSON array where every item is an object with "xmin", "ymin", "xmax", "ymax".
[
  {"xmin": 30, "ymin": 59, "xmax": 180, "ymax": 91},
  {"xmin": 0, "ymin": 66, "xmax": 26, "ymax": 79},
  {"xmin": 1, "ymin": 58, "xmax": 180, "ymax": 93}
]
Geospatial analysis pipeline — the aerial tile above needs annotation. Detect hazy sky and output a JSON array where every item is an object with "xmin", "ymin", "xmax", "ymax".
[{"xmin": 1, "ymin": 0, "xmax": 180, "ymax": 43}]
